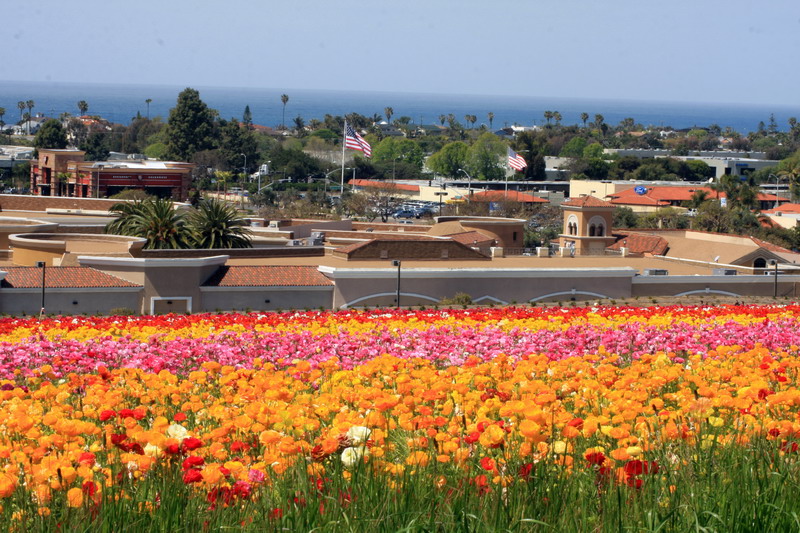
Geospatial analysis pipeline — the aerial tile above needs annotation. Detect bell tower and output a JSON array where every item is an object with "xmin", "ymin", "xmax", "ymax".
[{"xmin": 559, "ymin": 195, "xmax": 616, "ymax": 255}]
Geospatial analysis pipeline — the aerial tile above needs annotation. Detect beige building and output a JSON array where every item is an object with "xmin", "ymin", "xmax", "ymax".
[{"xmin": 558, "ymin": 195, "xmax": 616, "ymax": 255}]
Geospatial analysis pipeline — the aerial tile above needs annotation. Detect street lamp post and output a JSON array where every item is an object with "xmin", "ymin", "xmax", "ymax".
[
  {"xmin": 458, "ymin": 168, "xmax": 473, "ymax": 200},
  {"xmin": 771, "ymin": 259, "xmax": 779, "ymax": 298},
  {"xmin": 392, "ymin": 260, "xmax": 401, "ymax": 309},
  {"xmin": 768, "ymin": 174, "xmax": 785, "ymax": 209},
  {"xmin": 434, "ymin": 191, "xmax": 448, "ymax": 216},
  {"xmin": 36, "ymin": 261, "xmax": 46, "ymax": 316}
]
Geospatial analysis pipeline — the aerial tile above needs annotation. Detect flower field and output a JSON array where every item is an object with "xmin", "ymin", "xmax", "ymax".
[{"xmin": 2, "ymin": 305, "xmax": 800, "ymax": 531}]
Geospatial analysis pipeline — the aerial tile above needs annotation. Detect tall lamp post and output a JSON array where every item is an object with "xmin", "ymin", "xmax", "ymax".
[
  {"xmin": 458, "ymin": 168, "xmax": 473, "ymax": 200},
  {"xmin": 768, "ymin": 173, "xmax": 785, "ymax": 209},
  {"xmin": 36, "ymin": 261, "xmax": 46, "ymax": 317},
  {"xmin": 434, "ymin": 191, "xmax": 448, "ymax": 216},
  {"xmin": 392, "ymin": 260, "xmax": 401, "ymax": 309},
  {"xmin": 770, "ymin": 259, "xmax": 779, "ymax": 298}
]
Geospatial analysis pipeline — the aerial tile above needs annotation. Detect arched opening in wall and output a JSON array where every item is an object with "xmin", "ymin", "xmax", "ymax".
[
  {"xmin": 753, "ymin": 257, "xmax": 767, "ymax": 269},
  {"xmin": 597, "ymin": 224, "xmax": 604, "ymax": 236},
  {"xmin": 589, "ymin": 224, "xmax": 596, "ymax": 236}
]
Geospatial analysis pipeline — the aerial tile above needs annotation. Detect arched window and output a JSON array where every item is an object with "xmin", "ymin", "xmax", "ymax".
[
  {"xmin": 597, "ymin": 224, "xmax": 604, "ymax": 236},
  {"xmin": 754, "ymin": 258, "xmax": 767, "ymax": 269},
  {"xmin": 589, "ymin": 224, "xmax": 596, "ymax": 237}
]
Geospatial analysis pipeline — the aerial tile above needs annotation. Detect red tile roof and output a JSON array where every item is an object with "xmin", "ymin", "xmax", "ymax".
[
  {"xmin": 203, "ymin": 266, "xmax": 332, "ymax": 287},
  {"xmin": 562, "ymin": 195, "xmax": 615, "ymax": 208},
  {"xmin": 762, "ymin": 203, "xmax": 800, "ymax": 215},
  {"xmin": 610, "ymin": 186, "xmax": 788, "ymax": 206},
  {"xmin": 445, "ymin": 231, "xmax": 494, "ymax": 246},
  {"xmin": 469, "ymin": 190, "xmax": 548, "ymax": 203},
  {"xmin": 608, "ymin": 232, "xmax": 669, "ymax": 255},
  {"xmin": 350, "ymin": 179, "xmax": 420, "ymax": 192},
  {"xmin": 0, "ymin": 267, "xmax": 140, "ymax": 288},
  {"xmin": 749, "ymin": 237, "xmax": 792, "ymax": 254}
]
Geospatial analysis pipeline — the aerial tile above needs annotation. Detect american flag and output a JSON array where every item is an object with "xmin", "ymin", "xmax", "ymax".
[
  {"xmin": 345, "ymin": 122, "xmax": 372, "ymax": 158},
  {"xmin": 507, "ymin": 147, "xmax": 527, "ymax": 171}
]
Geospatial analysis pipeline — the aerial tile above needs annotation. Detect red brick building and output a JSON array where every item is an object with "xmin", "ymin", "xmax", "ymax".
[{"xmin": 31, "ymin": 149, "xmax": 193, "ymax": 200}]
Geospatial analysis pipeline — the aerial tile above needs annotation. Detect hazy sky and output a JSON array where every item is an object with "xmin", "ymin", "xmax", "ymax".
[{"xmin": 6, "ymin": 0, "xmax": 799, "ymax": 106}]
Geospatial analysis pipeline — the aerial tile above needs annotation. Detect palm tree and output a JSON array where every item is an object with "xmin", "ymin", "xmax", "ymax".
[
  {"xmin": 438, "ymin": 114, "xmax": 446, "ymax": 127},
  {"xmin": 580, "ymin": 112, "xmax": 589, "ymax": 128},
  {"xmin": 384, "ymin": 107, "xmax": 394, "ymax": 124},
  {"xmin": 105, "ymin": 198, "xmax": 191, "ymax": 249},
  {"xmin": 594, "ymin": 114, "xmax": 605, "ymax": 130},
  {"xmin": 187, "ymin": 198, "xmax": 253, "ymax": 249},
  {"xmin": 145, "ymin": 98, "xmax": 152, "ymax": 120},
  {"xmin": 25, "ymin": 100, "xmax": 35, "ymax": 134},
  {"xmin": 553, "ymin": 111, "xmax": 562, "ymax": 126},
  {"xmin": 17, "ymin": 101, "xmax": 25, "ymax": 122},
  {"xmin": 280, "ymin": 94, "xmax": 289, "ymax": 130},
  {"xmin": 293, "ymin": 115, "xmax": 306, "ymax": 135},
  {"xmin": 77, "ymin": 100, "xmax": 89, "ymax": 116},
  {"xmin": 487, "ymin": 112, "xmax": 494, "ymax": 130},
  {"xmin": 778, "ymin": 159, "xmax": 800, "ymax": 202},
  {"xmin": 543, "ymin": 111, "xmax": 553, "ymax": 125},
  {"xmin": 0, "ymin": 107, "xmax": 5, "ymax": 129}
]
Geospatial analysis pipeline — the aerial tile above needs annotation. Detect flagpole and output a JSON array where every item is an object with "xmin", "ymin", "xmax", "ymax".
[{"xmin": 341, "ymin": 121, "xmax": 347, "ymax": 199}]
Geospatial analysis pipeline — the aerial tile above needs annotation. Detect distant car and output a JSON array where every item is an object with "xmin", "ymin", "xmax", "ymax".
[
  {"xmin": 393, "ymin": 209, "xmax": 416, "ymax": 219},
  {"xmin": 414, "ymin": 207, "xmax": 434, "ymax": 217}
]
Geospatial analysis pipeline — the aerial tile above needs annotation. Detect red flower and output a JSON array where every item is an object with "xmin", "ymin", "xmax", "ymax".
[
  {"xmin": 624, "ymin": 460, "xmax": 659, "ymax": 477},
  {"xmin": 231, "ymin": 441, "xmax": 249, "ymax": 453},
  {"xmin": 479, "ymin": 457, "xmax": 496, "ymax": 471},
  {"xmin": 518, "ymin": 462, "xmax": 533, "ymax": 480},
  {"xmin": 585, "ymin": 451, "xmax": 606, "ymax": 466},
  {"xmin": 626, "ymin": 477, "xmax": 643, "ymax": 489},
  {"xmin": 182, "ymin": 468, "xmax": 203, "ymax": 484},
  {"xmin": 781, "ymin": 441, "xmax": 799, "ymax": 453},
  {"xmin": 78, "ymin": 452, "xmax": 96, "ymax": 466},
  {"xmin": 110, "ymin": 434, "xmax": 127, "ymax": 446},
  {"xmin": 164, "ymin": 443, "xmax": 181, "ymax": 455},
  {"xmin": 173, "ymin": 412, "xmax": 187, "ymax": 422},
  {"xmin": 270, "ymin": 508, "xmax": 283, "ymax": 520},
  {"xmin": 182, "ymin": 437, "xmax": 203, "ymax": 451},
  {"xmin": 182, "ymin": 456, "xmax": 205, "ymax": 470},
  {"xmin": 82, "ymin": 480, "xmax": 99, "ymax": 497},
  {"xmin": 464, "ymin": 431, "xmax": 480, "ymax": 444},
  {"xmin": 231, "ymin": 481, "xmax": 252, "ymax": 500},
  {"xmin": 118, "ymin": 409, "xmax": 135, "ymax": 419},
  {"xmin": 99, "ymin": 410, "xmax": 116, "ymax": 422},
  {"xmin": 567, "ymin": 418, "xmax": 584, "ymax": 430}
]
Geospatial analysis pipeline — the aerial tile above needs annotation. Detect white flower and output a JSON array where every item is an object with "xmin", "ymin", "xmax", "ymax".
[
  {"xmin": 166, "ymin": 423, "xmax": 188, "ymax": 440},
  {"xmin": 340, "ymin": 446, "xmax": 368, "ymax": 468},
  {"xmin": 144, "ymin": 443, "xmax": 162, "ymax": 458},
  {"xmin": 346, "ymin": 425, "xmax": 371, "ymax": 445}
]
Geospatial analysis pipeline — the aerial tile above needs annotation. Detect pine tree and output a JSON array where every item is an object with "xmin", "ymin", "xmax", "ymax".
[
  {"xmin": 165, "ymin": 88, "xmax": 216, "ymax": 161},
  {"xmin": 33, "ymin": 119, "xmax": 67, "ymax": 149}
]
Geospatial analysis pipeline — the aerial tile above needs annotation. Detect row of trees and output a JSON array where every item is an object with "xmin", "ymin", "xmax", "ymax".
[
  {"xmin": 106, "ymin": 197, "xmax": 252, "ymax": 249},
  {"xmin": 15, "ymin": 88, "xmax": 800, "ymax": 212}
]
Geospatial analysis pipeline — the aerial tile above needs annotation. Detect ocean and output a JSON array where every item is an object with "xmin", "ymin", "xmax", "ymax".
[{"xmin": 1, "ymin": 80, "xmax": 798, "ymax": 135}]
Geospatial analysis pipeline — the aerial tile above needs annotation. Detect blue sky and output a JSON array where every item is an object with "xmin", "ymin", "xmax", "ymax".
[{"xmin": 5, "ymin": 0, "xmax": 799, "ymax": 106}]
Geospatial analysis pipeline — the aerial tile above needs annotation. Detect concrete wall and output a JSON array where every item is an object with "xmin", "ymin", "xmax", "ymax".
[
  {"xmin": 325, "ymin": 267, "xmax": 637, "ymax": 308},
  {"xmin": 632, "ymin": 275, "xmax": 800, "ymax": 298},
  {"xmin": 0, "ymin": 288, "xmax": 141, "ymax": 316},
  {"xmin": 200, "ymin": 287, "xmax": 333, "ymax": 312},
  {"xmin": 0, "ymin": 194, "xmax": 121, "ymax": 212}
]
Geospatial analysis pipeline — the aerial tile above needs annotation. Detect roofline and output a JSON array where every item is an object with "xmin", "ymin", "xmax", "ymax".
[
  {"xmin": 201, "ymin": 285, "xmax": 333, "ymax": 292},
  {"xmin": 318, "ymin": 266, "xmax": 637, "ymax": 279},
  {"xmin": 78, "ymin": 255, "xmax": 230, "ymax": 268}
]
